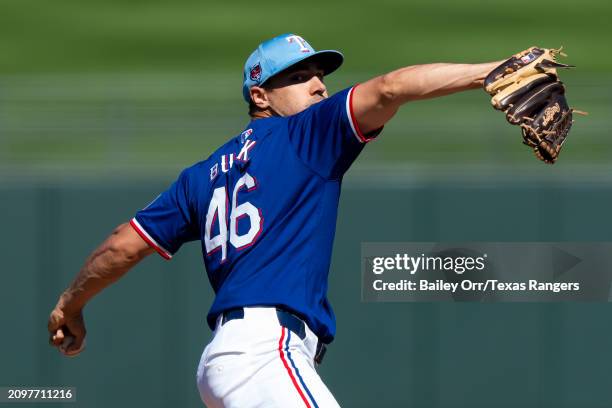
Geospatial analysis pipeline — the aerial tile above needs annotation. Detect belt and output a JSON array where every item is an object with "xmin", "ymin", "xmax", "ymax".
[{"xmin": 221, "ymin": 307, "xmax": 327, "ymax": 365}]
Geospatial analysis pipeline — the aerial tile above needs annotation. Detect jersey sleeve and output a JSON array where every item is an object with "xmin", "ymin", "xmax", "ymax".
[
  {"xmin": 130, "ymin": 168, "xmax": 200, "ymax": 259},
  {"xmin": 287, "ymin": 85, "xmax": 381, "ymax": 180}
]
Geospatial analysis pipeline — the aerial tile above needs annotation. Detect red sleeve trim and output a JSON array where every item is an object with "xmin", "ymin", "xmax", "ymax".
[
  {"xmin": 129, "ymin": 218, "xmax": 172, "ymax": 260},
  {"xmin": 346, "ymin": 84, "xmax": 379, "ymax": 143}
]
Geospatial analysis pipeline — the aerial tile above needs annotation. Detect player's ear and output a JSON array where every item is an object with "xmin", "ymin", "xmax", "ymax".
[{"xmin": 250, "ymin": 86, "xmax": 270, "ymax": 110}]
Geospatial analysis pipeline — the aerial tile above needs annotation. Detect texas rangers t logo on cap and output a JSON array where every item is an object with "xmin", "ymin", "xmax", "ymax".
[{"xmin": 286, "ymin": 35, "xmax": 311, "ymax": 53}]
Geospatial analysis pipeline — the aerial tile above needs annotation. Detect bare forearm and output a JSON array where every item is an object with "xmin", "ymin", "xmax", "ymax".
[
  {"xmin": 352, "ymin": 60, "xmax": 503, "ymax": 133},
  {"xmin": 59, "ymin": 223, "xmax": 153, "ymax": 313},
  {"xmin": 383, "ymin": 61, "xmax": 503, "ymax": 103}
]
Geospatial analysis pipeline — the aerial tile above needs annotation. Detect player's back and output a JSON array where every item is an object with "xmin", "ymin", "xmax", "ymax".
[{"xmin": 132, "ymin": 86, "xmax": 373, "ymax": 342}]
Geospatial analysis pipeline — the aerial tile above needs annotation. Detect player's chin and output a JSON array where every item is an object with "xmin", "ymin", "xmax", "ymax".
[
  {"xmin": 307, "ymin": 98, "xmax": 325, "ymax": 108},
  {"xmin": 292, "ymin": 99, "xmax": 324, "ymax": 115}
]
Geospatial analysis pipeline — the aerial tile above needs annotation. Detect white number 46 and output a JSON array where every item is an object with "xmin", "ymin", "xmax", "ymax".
[{"xmin": 204, "ymin": 172, "xmax": 262, "ymax": 262}]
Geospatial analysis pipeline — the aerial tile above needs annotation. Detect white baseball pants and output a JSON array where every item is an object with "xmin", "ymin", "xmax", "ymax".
[{"xmin": 196, "ymin": 307, "xmax": 341, "ymax": 408}]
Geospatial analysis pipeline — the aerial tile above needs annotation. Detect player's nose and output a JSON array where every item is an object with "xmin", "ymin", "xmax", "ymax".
[{"xmin": 309, "ymin": 75, "xmax": 327, "ymax": 97}]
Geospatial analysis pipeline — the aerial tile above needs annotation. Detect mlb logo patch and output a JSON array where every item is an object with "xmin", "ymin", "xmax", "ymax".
[
  {"xmin": 250, "ymin": 63, "xmax": 262, "ymax": 82},
  {"xmin": 521, "ymin": 53, "xmax": 535, "ymax": 63},
  {"xmin": 240, "ymin": 128, "xmax": 253, "ymax": 144}
]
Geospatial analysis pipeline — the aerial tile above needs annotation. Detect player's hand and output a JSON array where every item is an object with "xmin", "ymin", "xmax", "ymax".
[{"xmin": 48, "ymin": 296, "xmax": 87, "ymax": 357}]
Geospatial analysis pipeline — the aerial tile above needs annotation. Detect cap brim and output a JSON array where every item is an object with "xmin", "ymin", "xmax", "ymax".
[
  {"xmin": 304, "ymin": 50, "xmax": 344, "ymax": 77},
  {"xmin": 261, "ymin": 49, "xmax": 344, "ymax": 86}
]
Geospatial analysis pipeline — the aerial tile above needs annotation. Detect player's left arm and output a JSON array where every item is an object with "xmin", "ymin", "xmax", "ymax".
[{"xmin": 352, "ymin": 61, "xmax": 503, "ymax": 134}]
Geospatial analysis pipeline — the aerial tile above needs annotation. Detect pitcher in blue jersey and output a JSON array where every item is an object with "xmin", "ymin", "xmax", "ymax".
[{"xmin": 48, "ymin": 33, "xmax": 503, "ymax": 407}]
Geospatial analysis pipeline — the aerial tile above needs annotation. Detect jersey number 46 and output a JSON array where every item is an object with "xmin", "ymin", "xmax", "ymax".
[{"xmin": 204, "ymin": 172, "xmax": 263, "ymax": 262}]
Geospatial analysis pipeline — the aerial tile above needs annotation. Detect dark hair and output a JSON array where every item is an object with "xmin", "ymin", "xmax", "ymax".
[{"xmin": 248, "ymin": 99, "xmax": 259, "ymax": 116}]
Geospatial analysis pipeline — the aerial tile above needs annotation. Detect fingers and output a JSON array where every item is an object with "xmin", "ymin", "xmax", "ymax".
[
  {"xmin": 63, "ymin": 321, "xmax": 86, "ymax": 355},
  {"xmin": 48, "ymin": 305, "xmax": 87, "ymax": 357},
  {"xmin": 49, "ymin": 328, "xmax": 65, "ymax": 346},
  {"xmin": 48, "ymin": 308, "xmax": 66, "ymax": 346},
  {"xmin": 47, "ymin": 308, "xmax": 63, "ymax": 331},
  {"xmin": 59, "ymin": 335, "xmax": 86, "ymax": 357}
]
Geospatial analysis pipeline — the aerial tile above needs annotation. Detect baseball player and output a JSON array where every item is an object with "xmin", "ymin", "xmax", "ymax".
[{"xmin": 48, "ymin": 33, "xmax": 503, "ymax": 407}]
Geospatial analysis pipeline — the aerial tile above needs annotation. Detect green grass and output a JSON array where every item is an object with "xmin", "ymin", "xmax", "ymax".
[
  {"xmin": 1, "ymin": 0, "xmax": 611, "ymax": 73},
  {"xmin": 0, "ymin": 0, "xmax": 609, "ymax": 174},
  {"xmin": 0, "ymin": 72, "xmax": 606, "ymax": 173}
]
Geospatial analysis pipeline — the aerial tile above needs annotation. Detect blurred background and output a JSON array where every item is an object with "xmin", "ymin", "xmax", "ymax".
[{"xmin": 1, "ymin": 0, "xmax": 611, "ymax": 406}]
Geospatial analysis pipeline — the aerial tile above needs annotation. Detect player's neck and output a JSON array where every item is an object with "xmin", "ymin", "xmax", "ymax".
[{"xmin": 250, "ymin": 108, "xmax": 280, "ymax": 120}]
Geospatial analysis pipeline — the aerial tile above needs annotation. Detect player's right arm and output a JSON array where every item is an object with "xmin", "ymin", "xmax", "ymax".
[
  {"xmin": 48, "ymin": 222, "xmax": 154, "ymax": 355},
  {"xmin": 351, "ymin": 61, "xmax": 504, "ymax": 134},
  {"xmin": 48, "ymin": 166, "xmax": 201, "ymax": 355}
]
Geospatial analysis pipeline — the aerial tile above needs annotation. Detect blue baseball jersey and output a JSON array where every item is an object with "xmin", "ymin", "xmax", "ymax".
[{"xmin": 130, "ymin": 86, "xmax": 379, "ymax": 343}]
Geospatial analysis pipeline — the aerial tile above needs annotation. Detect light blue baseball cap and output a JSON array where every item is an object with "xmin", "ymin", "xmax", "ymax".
[{"xmin": 242, "ymin": 33, "xmax": 344, "ymax": 102}]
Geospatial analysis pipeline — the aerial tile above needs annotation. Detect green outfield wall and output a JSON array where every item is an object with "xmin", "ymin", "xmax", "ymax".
[{"xmin": 2, "ymin": 178, "xmax": 612, "ymax": 408}]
